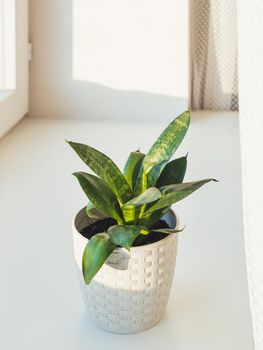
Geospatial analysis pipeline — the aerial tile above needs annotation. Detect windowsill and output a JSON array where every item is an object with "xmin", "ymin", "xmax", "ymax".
[{"xmin": 0, "ymin": 111, "xmax": 254, "ymax": 350}]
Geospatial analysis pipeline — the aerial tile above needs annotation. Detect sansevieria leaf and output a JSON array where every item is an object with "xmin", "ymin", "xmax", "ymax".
[
  {"xmin": 108, "ymin": 225, "xmax": 149, "ymax": 250},
  {"xmin": 82, "ymin": 233, "xmax": 116, "ymax": 284},
  {"xmin": 73, "ymin": 172, "xmax": 124, "ymax": 223},
  {"xmin": 123, "ymin": 187, "xmax": 161, "ymax": 207},
  {"xmin": 146, "ymin": 160, "xmax": 167, "ymax": 187},
  {"xmin": 133, "ymin": 166, "xmax": 148, "ymax": 196},
  {"xmin": 143, "ymin": 111, "xmax": 190, "ymax": 178},
  {"xmin": 123, "ymin": 150, "xmax": 145, "ymax": 191},
  {"xmin": 68, "ymin": 141, "xmax": 132, "ymax": 203},
  {"xmin": 156, "ymin": 155, "xmax": 187, "ymax": 187},
  {"xmin": 151, "ymin": 227, "xmax": 184, "ymax": 234},
  {"xmin": 122, "ymin": 187, "xmax": 161, "ymax": 223},
  {"xmin": 138, "ymin": 207, "xmax": 170, "ymax": 227},
  {"xmin": 144, "ymin": 179, "xmax": 217, "ymax": 214},
  {"xmin": 86, "ymin": 202, "xmax": 101, "ymax": 219}
]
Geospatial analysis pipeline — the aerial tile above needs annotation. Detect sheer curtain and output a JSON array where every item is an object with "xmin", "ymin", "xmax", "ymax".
[
  {"xmin": 191, "ymin": 0, "xmax": 238, "ymax": 110},
  {"xmin": 192, "ymin": 1, "xmax": 263, "ymax": 347},
  {"xmin": 237, "ymin": 0, "xmax": 263, "ymax": 349}
]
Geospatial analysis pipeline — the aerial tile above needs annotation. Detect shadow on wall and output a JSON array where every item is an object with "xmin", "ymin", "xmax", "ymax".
[
  {"xmin": 29, "ymin": 0, "xmax": 188, "ymax": 122},
  {"xmin": 69, "ymin": 82, "xmax": 188, "ymax": 123}
]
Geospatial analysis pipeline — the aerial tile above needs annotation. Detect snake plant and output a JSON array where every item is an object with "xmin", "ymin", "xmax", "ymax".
[{"xmin": 68, "ymin": 111, "xmax": 217, "ymax": 283}]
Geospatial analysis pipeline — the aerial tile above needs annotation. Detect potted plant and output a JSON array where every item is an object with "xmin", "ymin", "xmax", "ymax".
[{"xmin": 68, "ymin": 110, "xmax": 216, "ymax": 334}]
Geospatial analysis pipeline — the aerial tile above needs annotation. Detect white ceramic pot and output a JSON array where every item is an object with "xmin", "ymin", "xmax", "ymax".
[{"xmin": 72, "ymin": 208, "xmax": 179, "ymax": 334}]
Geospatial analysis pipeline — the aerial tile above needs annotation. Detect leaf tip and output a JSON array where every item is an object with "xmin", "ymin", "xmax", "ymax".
[
  {"xmin": 180, "ymin": 225, "xmax": 186, "ymax": 232},
  {"xmin": 84, "ymin": 274, "xmax": 92, "ymax": 284},
  {"xmin": 72, "ymin": 172, "xmax": 82, "ymax": 179},
  {"xmin": 67, "ymin": 140, "xmax": 78, "ymax": 149}
]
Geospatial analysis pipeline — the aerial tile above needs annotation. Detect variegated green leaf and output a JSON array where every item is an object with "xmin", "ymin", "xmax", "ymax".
[
  {"xmin": 73, "ymin": 172, "xmax": 124, "ymax": 223},
  {"xmin": 68, "ymin": 141, "xmax": 132, "ymax": 203},
  {"xmin": 144, "ymin": 179, "xmax": 217, "ymax": 213},
  {"xmin": 156, "ymin": 155, "xmax": 187, "ymax": 187},
  {"xmin": 123, "ymin": 150, "xmax": 145, "ymax": 191},
  {"xmin": 85, "ymin": 202, "xmax": 97, "ymax": 219},
  {"xmin": 122, "ymin": 187, "xmax": 161, "ymax": 223},
  {"xmin": 133, "ymin": 166, "xmax": 148, "ymax": 196},
  {"xmin": 82, "ymin": 233, "xmax": 116, "ymax": 284},
  {"xmin": 108, "ymin": 225, "xmax": 149, "ymax": 250},
  {"xmin": 121, "ymin": 205, "xmax": 140, "ymax": 224},
  {"xmin": 151, "ymin": 227, "xmax": 184, "ymax": 234},
  {"xmin": 123, "ymin": 187, "xmax": 161, "ymax": 207},
  {"xmin": 138, "ymin": 207, "xmax": 170, "ymax": 227},
  {"xmin": 146, "ymin": 160, "xmax": 167, "ymax": 187},
  {"xmin": 143, "ymin": 111, "xmax": 190, "ymax": 175}
]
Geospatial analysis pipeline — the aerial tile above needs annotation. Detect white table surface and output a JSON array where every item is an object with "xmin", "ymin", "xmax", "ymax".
[{"xmin": 0, "ymin": 111, "xmax": 254, "ymax": 350}]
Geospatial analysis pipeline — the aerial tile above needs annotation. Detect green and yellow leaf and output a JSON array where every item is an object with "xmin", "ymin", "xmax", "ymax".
[
  {"xmin": 138, "ymin": 207, "xmax": 170, "ymax": 227},
  {"xmin": 122, "ymin": 187, "xmax": 161, "ymax": 223},
  {"xmin": 123, "ymin": 150, "xmax": 145, "ymax": 191},
  {"xmin": 144, "ymin": 179, "xmax": 217, "ymax": 214},
  {"xmin": 156, "ymin": 155, "xmax": 187, "ymax": 187},
  {"xmin": 123, "ymin": 187, "xmax": 161, "ymax": 207},
  {"xmin": 73, "ymin": 172, "xmax": 124, "ymax": 223},
  {"xmin": 108, "ymin": 225, "xmax": 149, "ymax": 250},
  {"xmin": 146, "ymin": 160, "xmax": 167, "ymax": 187},
  {"xmin": 86, "ymin": 202, "xmax": 101, "ymax": 219},
  {"xmin": 143, "ymin": 111, "xmax": 190, "ymax": 178},
  {"xmin": 82, "ymin": 233, "xmax": 116, "ymax": 284},
  {"xmin": 68, "ymin": 141, "xmax": 132, "ymax": 203},
  {"xmin": 133, "ymin": 166, "xmax": 148, "ymax": 196},
  {"xmin": 151, "ymin": 227, "xmax": 184, "ymax": 234}
]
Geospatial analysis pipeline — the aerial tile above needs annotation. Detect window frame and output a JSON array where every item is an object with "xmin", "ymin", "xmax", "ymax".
[{"xmin": 0, "ymin": 0, "xmax": 28, "ymax": 138}]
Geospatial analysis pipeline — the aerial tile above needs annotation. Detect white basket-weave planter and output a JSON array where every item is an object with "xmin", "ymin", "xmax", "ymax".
[{"xmin": 72, "ymin": 208, "xmax": 179, "ymax": 334}]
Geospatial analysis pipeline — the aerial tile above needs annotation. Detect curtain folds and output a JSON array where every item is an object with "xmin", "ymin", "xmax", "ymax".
[{"xmin": 191, "ymin": 0, "xmax": 238, "ymax": 110}]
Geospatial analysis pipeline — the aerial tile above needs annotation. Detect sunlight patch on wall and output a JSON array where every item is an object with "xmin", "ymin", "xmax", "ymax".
[{"xmin": 73, "ymin": 0, "xmax": 189, "ymax": 98}]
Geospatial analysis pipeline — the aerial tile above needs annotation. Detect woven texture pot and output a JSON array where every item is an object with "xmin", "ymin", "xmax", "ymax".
[{"xmin": 72, "ymin": 208, "xmax": 179, "ymax": 334}]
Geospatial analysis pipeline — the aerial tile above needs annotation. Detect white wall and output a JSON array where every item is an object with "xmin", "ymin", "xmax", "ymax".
[{"xmin": 29, "ymin": 0, "xmax": 189, "ymax": 122}]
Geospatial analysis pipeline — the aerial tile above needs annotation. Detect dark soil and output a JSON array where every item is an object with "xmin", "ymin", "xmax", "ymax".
[
  {"xmin": 79, "ymin": 218, "xmax": 170, "ymax": 247},
  {"xmin": 133, "ymin": 219, "xmax": 169, "ymax": 246},
  {"xmin": 80, "ymin": 217, "xmax": 117, "ymax": 240}
]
